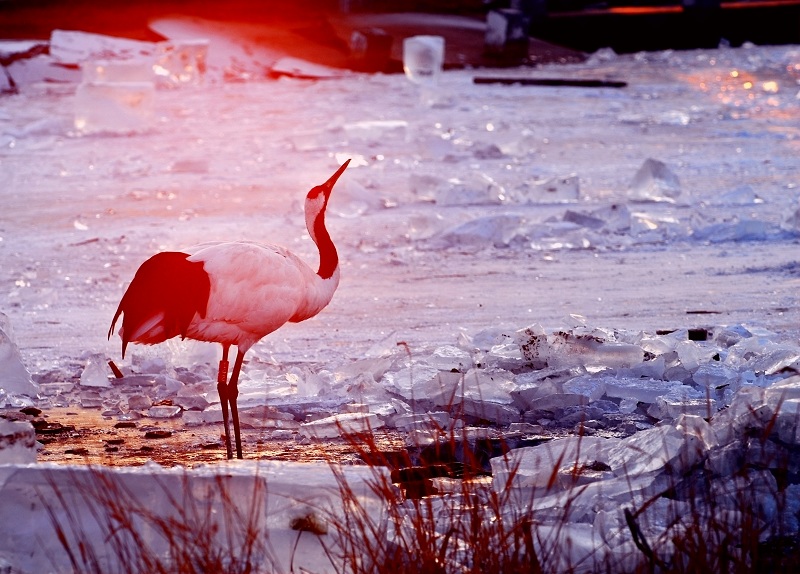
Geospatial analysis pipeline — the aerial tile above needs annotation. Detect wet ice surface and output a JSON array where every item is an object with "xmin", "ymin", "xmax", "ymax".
[{"xmin": 1, "ymin": 39, "xmax": 800, "ymax": 570}]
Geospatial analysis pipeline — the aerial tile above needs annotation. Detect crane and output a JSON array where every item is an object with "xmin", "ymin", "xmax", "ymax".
[{"xmin": 109, "ymin": 160, "xmax": 350, "ymax": 459}]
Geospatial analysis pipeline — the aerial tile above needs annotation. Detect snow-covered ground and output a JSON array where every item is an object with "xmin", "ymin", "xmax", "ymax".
[{"xmin": 1, "ymin": 26, "xmax": 800, "ymax": 572}]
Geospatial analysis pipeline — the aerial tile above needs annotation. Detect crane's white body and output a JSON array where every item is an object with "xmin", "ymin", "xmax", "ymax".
[{"xmin": 184, "ymin": 240, "xmax": 340, "ymax": 353}]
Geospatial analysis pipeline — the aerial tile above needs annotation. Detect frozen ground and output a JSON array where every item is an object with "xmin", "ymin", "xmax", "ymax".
[
  {"xmin": 1, "ymin": 31, "xmax": 800, "ymax": 573},
  {"xmin": 1, "ymin": 41, "xmax": 799, "ymax": 376}
]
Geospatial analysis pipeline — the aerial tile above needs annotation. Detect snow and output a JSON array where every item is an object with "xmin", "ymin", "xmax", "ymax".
[
  {"xmin": 0, "ymin": 23, "xmax": 799, "ymax": 573},
  {"xmin": 0, "ymin": 460, "xmax": 387, "ymax": 573}
]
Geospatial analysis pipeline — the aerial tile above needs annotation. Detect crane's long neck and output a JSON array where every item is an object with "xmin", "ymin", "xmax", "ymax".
[
  {"xmin": 305, "ymin": 195, "xmax": 338, "ymax": 280},
  {"xmin": 290, "ymin": 198, "xmax": 339, "ymax": 324},
  {"xmin": 312, "ymin": 208, "xmax": 338, "ymax": 280}
]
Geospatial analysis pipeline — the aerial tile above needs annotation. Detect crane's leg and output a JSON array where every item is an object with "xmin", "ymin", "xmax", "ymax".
[
  {"xmin": 228, "ymin": 349, "xmax": 245, "ymax": 459},
  {"xmin": 217, "ymin": 344, "xmax": 234, "ymax": 459}
]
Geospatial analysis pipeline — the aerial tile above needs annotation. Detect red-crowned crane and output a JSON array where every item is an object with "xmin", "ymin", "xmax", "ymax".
[{"xmin": 109, "ymin": 160, "xmax": 350, "ymax": 459}]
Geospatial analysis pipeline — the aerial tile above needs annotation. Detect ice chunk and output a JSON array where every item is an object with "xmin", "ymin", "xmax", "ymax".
[
  {"xmin": 38, "ymin": 382, "xmax": 75, "ymax": 396},
  {"xmin": 432, "ymin": 173, "xmax": 506, "ymax": 206},
  {"xmin": 604, "ymin": 378, "xmax": 683, "ymax": 404},
  {"xmin": 6, "ymin": 53, "xmax": 81, "ymax": 88},
  {"xmin": 327, "ymin": 177, "xmax": 383, "ymax": 218},
  {"xmin": 432, "ymin": 368, "xmax": 517, "ymax": 406},
  {"xmin": 713, "ymin": 185, "xmax": 764, "ymax": 206},
  {"xmin": 381, "ymin": 364, "xmax": 440, "ymax": 400},
  {"xmin": 147, "ymin": 405, "xmax": 182, "ymax": 418},
  {"xmin": 427, "ymin": 214, "xmax": 525, "ymax": 249},
  {"xmin": 391, "ymin": 411, "xmax": 450, "ymax": 431},
  {"xmin": 491, "ymin": 435, "xmax": 613, "ymax": 491},
  {"xmin": 531, "ymin": 522, "xmax": 611, "ymax": 574},
  {"xmin": 562, "ymin": 375, "xmax": 607, "ymax": 401},
  {"xmin": 81, "ymin": 59, "xmax": 153, "ymax": 83},
  {"xmin": 402, "ymin": 35, "xmax": 444, "ymax": 86},
  {"xmin": 74, "ymin": 81, "xmax": 155, "ymax": 134},
  {"xmin": 674, "ymin": 340, "xmax": 718, "ymax": 372},
  {"xmin": 0, "ymin": 325, "xmax": 37, "ymax": 398},
  {"xmin": 154, "ymin": 39, "xmax": 209, "ymax": 87},
  {"xmin": 628, "ymin": 158, "xmax": 681, "ymax": 203},
  {"xmin": 298, "ymin": 412, "xmax": 383, "ymax": 439},
  {"xmin": 750, "ymin": 347, "xmax": 800, "ymax": 375},
  {"xmin": 651, "ymin": 391, "xmax": 717, "ymax": 420},
  {"xmin": 79, "ymin": 354, "xmax": 112, "ymax": 388},
  {"xmin": 79, "ymin": 390, "xmax": 103, "ymax": 408},
  {"xmin": 765, "ymin": 375, "xmax": 800, "ymax": 416},
  {"xmin": 692, "ymin": 219, "xmax": 784, "ymax": 243},
  {"xmin": 127, "ymin": 394, "xmax": 153, "ymax": 411},
  {"xmin": 239, "ymin": 406, "xmax": 299, "ymax": 430},
  {"xmin": 0, "ymin": 420, "xmax": 37, "ymax": 464},
  {"xmin": 527, "ymin": 393, "xmax": 589, "ymax": 413},
  {"xmin": 173, "ymin": 392, "xmax": 210, "ymax": 411},
  {"xmin": 512, "ymin": 174, "xmax": 580, "ymax": 204},
  {"xmin": 606, "ymin": 424, "xmax": 705, "ymax": 477},
  {"xmin": 692, "ymin": 362, "xmax": 738, "ymax": 389},
  {"xmin": 589, "ymin": 203, "xmax": 632, "ymax": 232},
  {"xmin": 515, "ymin": 327, "xmax": 644, "ymax": 370},
  {"xmin": 562, "ymin": 209, "xmax": 605, "ymax": 229},
  {"xmin": 343, "ymin": 120, "xmax": 407, "ymax": 144},
  {"xmin": 49, "ymin": 29, "xmax": 157, "ymax": 65},
  {"xmin": 420, "ymin": 345, "xmax": 473, "ymax": 371}
]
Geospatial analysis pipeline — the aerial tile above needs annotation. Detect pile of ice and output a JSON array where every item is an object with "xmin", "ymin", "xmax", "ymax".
[
  {"xmin": 485, "ymin": 371, "xmax": 800, "ymax": 571},
  {"xmin": 16, "ymin": 317, "xmax": 799, "ymax": 443}
]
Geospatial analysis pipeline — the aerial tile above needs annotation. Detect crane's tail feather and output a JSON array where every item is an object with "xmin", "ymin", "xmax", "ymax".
[{"xmin": 109, "ymin": 252, "xmax": 211, "ymax": 358}]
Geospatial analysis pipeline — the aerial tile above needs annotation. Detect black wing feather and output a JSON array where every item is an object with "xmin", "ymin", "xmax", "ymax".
[{"xmin": 109, "ymin": 252, "xmax": 211, "ymax": 357}]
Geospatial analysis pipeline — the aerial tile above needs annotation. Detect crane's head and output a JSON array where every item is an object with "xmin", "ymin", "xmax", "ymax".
[{"xmin": 305, "ymin": 159, "xmax": 350, "ymax": 222}]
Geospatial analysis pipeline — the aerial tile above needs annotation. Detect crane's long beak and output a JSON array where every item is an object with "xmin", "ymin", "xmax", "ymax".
[{"xmin": 323, "ymin": 159, "xmax": 351, "ymax": 193}]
